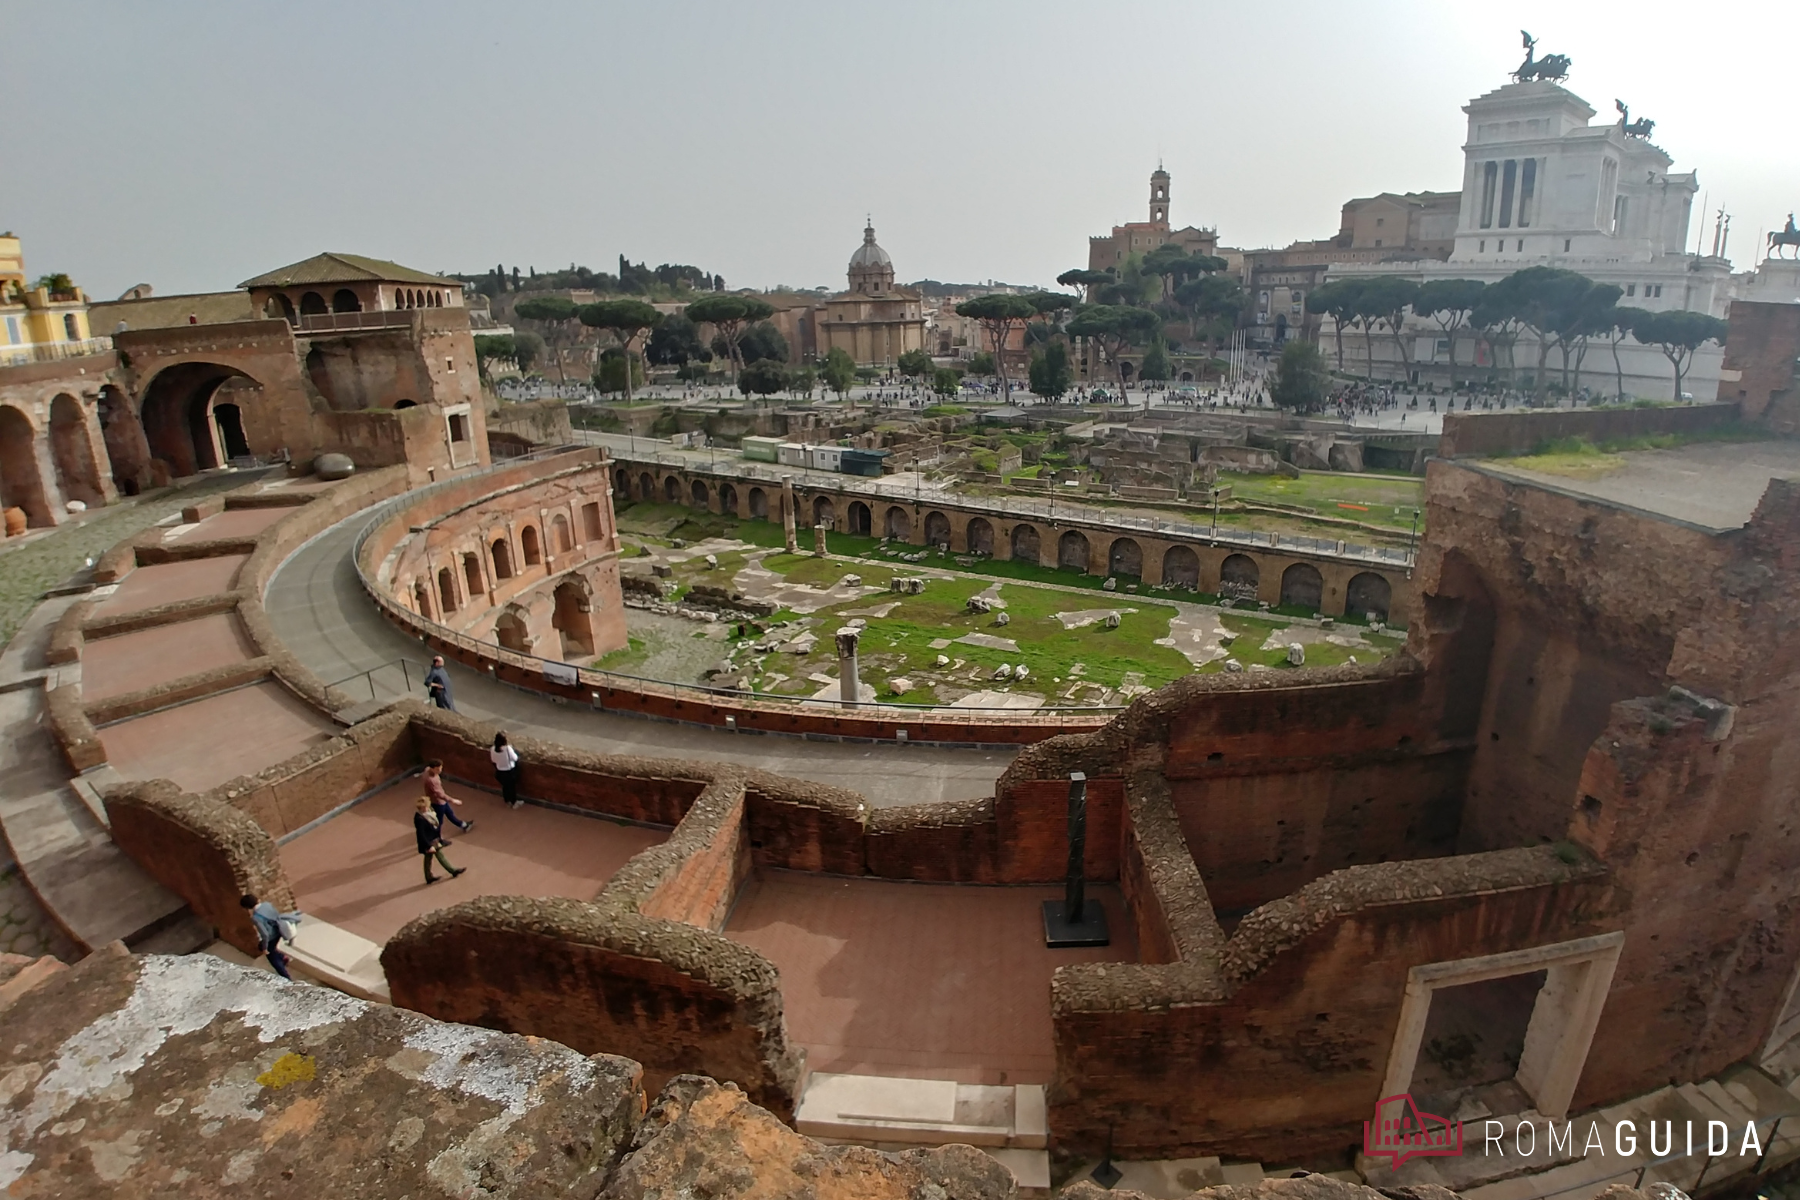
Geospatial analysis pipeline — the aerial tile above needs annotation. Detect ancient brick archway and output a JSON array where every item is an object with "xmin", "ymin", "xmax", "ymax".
[
  {"xmin": 1108, "ymin": 536, "xmax": 1143, "ymax": 578},
  {"xmin": 966, "ymin": 517, "xmax": 994, "ymax": 555},
  {"xmin": 553, "ymin": 575, "xmax": 595, "ymax": 659},
  {"xmin": 663, "ymin": 476, "xmax": 681, "ymax": 503},
  {"xmin": 48, "ymin": 393, "xmax": 105, "ymax": 508},
  {"xmin": 690, "ymin": 479, "xmax": 709, "ymax": 509},
  {"xmin": 813, "ymin": 495, "xmax": 836, "ymax": 529},
  {"xmin": 1163, "ymin": 544, "xmax": 1200, "ymax": 590},
  {"xmin": 1058, "ymin": 529, "xmax": 1090, "ymax": 571},
  {"xmin": 0, "ymin": 404, "xmax": 52, "ymax": 527},
  {"xmin": 638, "ymin": 472, "xmax": 654, "ymax": 500},
  {"xmin": 1281, "ymin": 562, "xmax": 1324, "ymax": 611},
  {"xmin": 495, "ymin": 606, "xmax": 532, "ymax": 654},
  {"xmin": 847, "ymin": 501, "xmax": 871, "ymax": 536},
  {"xmin": 924, "ymin": 511, "xmax": 952, "ymax": 547},
  {"xmin": 1347, "ymin": 571, "xmax": 1392, "ymax": 620},
  {"xmin": 719, "ymin": 483, "xmax": 738, "ymax": 516},
  {"xmin": 137, "ymin": 362, "xmax": 267, "ymax": 477},
  {"xmin": 748, "ymin": 487, "xmax": 768, "ymax": 520},
  {"xmin": 1220, "ymin": 552, "xmax": 1259, "ymax": 599},
  {"xmin": 884, "ymin": 506, "xmax": 911, "ymax": 540},
  {"xmin": 1009, "ymin": 522, "xmax": 1040, "ymax": 563}
]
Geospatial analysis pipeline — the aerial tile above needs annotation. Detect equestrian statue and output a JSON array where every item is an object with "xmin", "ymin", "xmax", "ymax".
[
  {"xmin": 1770, "ymin": 215, "xmax": 1800, "ymax": 260},
  {"xmin": 1614, "ymin": 99, "xmax": 1656, "ymax": 140},
  {"xmin": 1513, "ymin": 31, "xmax": 1573, "ymax": 83}
]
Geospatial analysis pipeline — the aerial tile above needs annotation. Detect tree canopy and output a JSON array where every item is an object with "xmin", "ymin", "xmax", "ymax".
[
  {"xmin": 1028, "ymin": 340, "xmax": 1073, "ymax": 400},
  {"xmin": 730, "ymin": 321, "xmax": 788, "ymax": 365},
  {"xmin": 1413, "ymin": 280, "xmax": 1487, "ymax": 372},
  {"xmin": 967, "ymin": 351, "xmax": 997, "ymax": 377},
  {"xmin": 645, "ymin": 314, "xmax": 708, "ymax": 366},
  {"xmin": 819, "ymin": 346, "xmax": 857, "ymax": 399},
  {"xmin": 683, "ymin": 294, "xmax": 775, "ymax": 378},
  {"xmin": 932, "ymin": 367, "xmax": 963, "ymax": 398},
  {"xmin": 1271, "ymin": 340, "xmax": 1330, "ymax": 412},
  {"xmin": 1629, "ymin": 309, "xmax": 1727, "ymax": 400},
  {"xmin": 897, "ymin": 348, "xmax": 934, "ymax": 379},
  {"xmin": 579, "ymin": 299, "xmax": 664, "ymax": 404},
  {"xmin": 737, "ymin": 358, "xmax": 788, "ymax": 399},
  {"xmin": 1067, "ymin": 304, "xmax": 1162, "ymax": 384},
  {"xmin": 955, "ymin": 293, "xmax": 1038, "ymax": 395},
  {"xmin": 513, "ymin": 296, "xmax": 583, "ymax": 382}
]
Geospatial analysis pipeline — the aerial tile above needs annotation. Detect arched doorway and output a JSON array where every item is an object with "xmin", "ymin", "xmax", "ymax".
[
  {"xmin": 495, "ymin": 607, "xmax": 531, "ymax": 654},
  {"xmin": 463, "ymin": 552, "xmax": 484, "ymax": 600},
  {"xmin": 212, "ymin": 402, "xmax": 250, "ymax": 461},
  {"xmin": 638, "ymin": 471, "xmax": 654, "ymax": 500},
  {"xmin": 748, "ymin": 487, "xmax": 768, "ymax": 519},
  {"xmin": 966, "ymin": 517, "xmax": 994, "ymax": 556},
  {"xmin": 884, "ymin": 506, "xmax": 911, "ymax": 540},
  {"xmin": 813, "ymin": 495, "xmax": 835, "ymax": 528},
  {"xmin": 924, "ymin": 511, "xmax": 951, "ymax": 547},
  {"xmin": 1009, "ymin": 522, "xmax": 1039, "ymax": 563},
  {"xmin": 1280, "ymin": 563, "xmax": 1323, "ymax": 611},
  {"xmin": 491, "ymin": 537, "xmax": 514, "ymax": 580},
  {"xmin": 1346, "ymin": 572, "xmax": 1392, "ymax": 621},
  {"xmin": 96, "ymin": 384, "xmax": 147, "ymax": 496},
  {"xmin": 265, "ymin": 294, "xmax": 297, "ymax": 323},
  {"xmin": 332, "ymin": 288, "xmax": 362, "ymax": 313},
  {"xmin": 1220, "ymin": 553, "xmax": 1259, "ymax": 599},
  {"xmin": 437, "ymin": 567, "xmax": 458, "ymax": 614},
  {"xmin": 412, "ymin": 580, "xmax": 433, "ymax": 619},
  {"xmin": 551, "ymin": 513, "xmax": 573, "ymax": 555},
  {"xmin": 847, "ymin": 501, "xmax": 871, "ymax": 536},
  {"xmin": 0, "ymin": 405, "xmax": 52, "ymax": 528},
  {"xmin": 300, "ymin": 291, "xmax": 328, "ymax": 316},
  {"xmin": 719, "ymin": 483, "xmax": 738, "ymax": 516},
  {"xmin": 49, "ymin": 394, "xmax": 104, "ymax": 507},
  {"xmin": 1108, "ymin": 537, "xmax": 1142, "ymax": 578},
  {"xmin": 690, "ymin": 479, "xmax": 709, "ymax": 509},
  {"xmin": 138, "ymin": 362, "xmax": 261, "ymax": 477},
  {"xmin": 520, "ymin": 525, "xmax": 543, "ymax": 566},
  {"xmin": 552, "ymin": 576, "xmax": 595, "ymax": 659},
  {"xmin": 1162, "ymin": 544, "xmax": 1199, "ymax": 590},
  {"xmin": 663, "ymin": 476, "xmax": 681, "ymax": 503},
  {"xmin": 1058, "ymin": 529, "xmax": 1090, "ymax": 571},
  {"xmin": 1119, "ymin": 361, "xmax": 1135, "ymax": 382}
]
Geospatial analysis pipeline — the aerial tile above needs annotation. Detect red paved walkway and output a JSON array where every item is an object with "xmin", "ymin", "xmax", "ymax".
[
  {"xmin": 100, "ymin": 680, "xmax": 338, "ymax": 792},
  {"xmin": 172, "ymin": 507, "xmax": 289, "ymax": 541},
  {"xmin": 283, "ymin": 777, "xmax": 668, "ymax": 944},
  {"xmin": 725, "ymin": 873, "xmax": 1136, "ymax": 1084},
  {"xmin": 95, "ymin": 555, "xmax": 248, "ymax": 615},
  {"xmin": 80, "ymin": 612, "xmax": 257, "ymax": 701}
]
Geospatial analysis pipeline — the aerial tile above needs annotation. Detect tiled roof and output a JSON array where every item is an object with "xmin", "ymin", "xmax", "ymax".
[{"xmin": 239, "ymin": 253, "xmax": 447, "ymax": 288}]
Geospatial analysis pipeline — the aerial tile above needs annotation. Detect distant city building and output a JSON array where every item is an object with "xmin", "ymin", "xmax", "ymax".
[
  {"xmin": 814, "ymin": 223, "xmax": 927, "ymax": 368},
  {"xmin": 0, "ymin": 234, "xmax": 104, "ymax": 367},
  {"xmin": 1087, "ymin": 167, "xmax": 1219, "ymax": 280}
]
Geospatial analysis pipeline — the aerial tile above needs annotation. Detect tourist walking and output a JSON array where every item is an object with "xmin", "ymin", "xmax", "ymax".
[
  {"xmin": 424, "ymin": 655, "xmax": 456, "ymax": 711},
  {"xmin": 421, "ymin": 759, "xmax": 472, "ymax": 833},
  {"xmin": 239, "ymin": 893, "xmax": 301, "ymax": 980},
  {"xmin": 414, "ymin": 796, "xmax": 466, "ymax": 885},
  {"xmin": 491, "ymin": 731, "xmax": 522, "ymax": 807}
]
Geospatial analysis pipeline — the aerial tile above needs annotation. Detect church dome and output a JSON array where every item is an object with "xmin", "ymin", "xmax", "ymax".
[{"xmin": 849, "ymin": 223, "xmax": 892, "ymax": 269}]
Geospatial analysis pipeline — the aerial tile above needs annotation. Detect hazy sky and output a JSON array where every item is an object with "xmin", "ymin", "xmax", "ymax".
[{"xmin": 6, "ymin": 2, "xmax": 1795, "ymax": 299}]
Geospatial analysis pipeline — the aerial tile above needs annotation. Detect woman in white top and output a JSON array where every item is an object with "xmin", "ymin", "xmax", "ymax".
[{"xmin": 490, "ymin": 731, "xmax": 522, "ymax": 808}]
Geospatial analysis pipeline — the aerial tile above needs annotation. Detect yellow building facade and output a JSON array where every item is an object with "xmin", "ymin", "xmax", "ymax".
[{"xmin": 1, "ymin": 235, "xmax": 101, "ymax": 366}]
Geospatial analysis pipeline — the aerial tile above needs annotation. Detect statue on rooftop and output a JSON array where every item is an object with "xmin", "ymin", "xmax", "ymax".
[
  {"xmin": 1769, "ymin": 215, "xmax": 1800, "ymax": 260},
  {"xmin": 1513, "ymin": 31, "xmax": 1572, "ymax": 82}
]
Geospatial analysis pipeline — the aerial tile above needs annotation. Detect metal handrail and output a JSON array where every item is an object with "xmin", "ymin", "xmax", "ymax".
[
  {"xmin": 346, "ymin": 457, "xmax": 1124, "ymax": 723},
  {"xmin": 325, "ymin": 657, "xmax": 416, "ymax": 703},
  {"xmin": 582, "ymin": 432, "xmax": 1417, "ymax": 570}
]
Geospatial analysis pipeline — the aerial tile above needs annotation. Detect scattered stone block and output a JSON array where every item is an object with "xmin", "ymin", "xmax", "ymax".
[
  {"xmin": 313, "ymin": 452, "xmax": 355, "ymax": 480},
  {"xmin": 651, "ymin": 564, "xmax": 673, "ymax": 578},
  {"xmin": 670, "ymin": 537, "xmax": 686, "ymax": 548},
  {"xmin": 1319, "ymin": 617, "xmax": 1334, "ymax": 629},
  {"xmin": 1286, "ymin": 642, "xmax": 1306, "ymax": 665},
  {"xmin": 1225, "ymin": 658, "xmax": 1243, "ymax": 672},
  {"xmin": 1125, "ymin": 582, "xmax": 1138, "ymax": 593},
  {"xmin": 934, "ymin": 654, "xmax": 950, "ymax": 667},
  {"xmin": 888, "ymin": 677, "xmax": 913, "ymax": 695},
  {"xmin": 1103, "ymin": 612, "xmax": 1121, "ymax": 629},
  {"xmin": 840, "ymin": 574, "xmax": 861, "ymax": 587},
  {"xmin": 1258, "ymin": 601, "xmax": 1270, "ymax": 610},
  {"xmin": 993, "ymin": 663, "xmax": 1013, "ymax": 680},
  {"xmin": 967, "ymin": 595, "xmax": 992, "ymax": 614},
  {"xmin": 1102, "ymin": 577, "xmax": 1118, "ymax": 591},
  {"xmin": 1014, "ymin": 665, "xmax": 1029, "ymax": 680},
  {"xmin": 994, "ymin": 611, "xmax": 1010, "ymax": 626},
  {"xmin": 704, "ymin": 554, "xmax": 718, "ymax": 569}
]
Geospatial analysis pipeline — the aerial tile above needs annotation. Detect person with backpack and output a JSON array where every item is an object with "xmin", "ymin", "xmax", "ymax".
[{"xmin": 239, "ymin": 893, "xmax": 302, "ymax": 980}]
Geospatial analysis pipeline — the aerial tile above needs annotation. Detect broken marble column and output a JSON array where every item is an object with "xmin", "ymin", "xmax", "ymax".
[
  {"xmin": 813, "ymin": 524, "xmax": 827, "ymax": 556},
  {"xmin": 835, "ymin": 626, "xmax": 861, "ymax": 707},
  {"xmin": 782, "ymin": 476, "xmax": 798, "ymax": 554}
]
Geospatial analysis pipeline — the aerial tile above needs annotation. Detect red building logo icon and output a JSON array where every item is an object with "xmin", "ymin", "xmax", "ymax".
[{"xmin": 1363, "ymin": 1094, "xmax": 1463, "ymax": 1170}]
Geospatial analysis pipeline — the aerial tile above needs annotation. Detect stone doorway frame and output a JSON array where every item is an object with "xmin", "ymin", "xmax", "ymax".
[{"xmin": 1379, "ymin": 931, "xmax": 1624, "ymax": 1119}]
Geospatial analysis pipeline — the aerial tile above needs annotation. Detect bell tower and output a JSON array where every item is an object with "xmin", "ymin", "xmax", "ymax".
[{"xmin": 1149, "ymin": 166, "xmax": 1170, "ymax": 228}]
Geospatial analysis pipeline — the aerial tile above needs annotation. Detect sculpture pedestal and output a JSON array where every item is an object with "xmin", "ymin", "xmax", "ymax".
[{"xmin": 1042, "ymin": 899, "xmax": 1110, "ymax": 948}]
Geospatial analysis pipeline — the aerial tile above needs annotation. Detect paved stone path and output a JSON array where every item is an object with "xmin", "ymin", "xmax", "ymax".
[
  {"xmin": 265, "ymin": 509, "xmax": 1019, "ymax": 808},
  {"xmin": 0, "ymin": 863, "xmax": 78, "ymax": 961}
]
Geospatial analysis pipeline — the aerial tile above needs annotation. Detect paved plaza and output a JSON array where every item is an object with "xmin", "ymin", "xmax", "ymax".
[{"xmin": 1477, "ymin": 439, "xmax": 1800, "ymax": 530}]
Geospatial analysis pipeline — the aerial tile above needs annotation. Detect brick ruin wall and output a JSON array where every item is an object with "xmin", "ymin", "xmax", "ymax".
[
  {"xmin": 1722, "ymin": 300, "xmax": 1800, "ymax": 433},
  {"xmin": 1436, "ymin": 400, "xmax": 1742, "ymax": 459}
]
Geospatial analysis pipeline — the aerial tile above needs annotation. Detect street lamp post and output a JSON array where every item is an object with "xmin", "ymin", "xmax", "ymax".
[{"xmin": 1408, "ymin": 508, "xmax": 1421, "ymax": 565}]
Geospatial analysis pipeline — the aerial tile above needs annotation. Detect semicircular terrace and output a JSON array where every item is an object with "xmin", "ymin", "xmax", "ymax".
[{"xmin": 13, "ymin": 441, "xmax": 1795, "ymax": 1169}]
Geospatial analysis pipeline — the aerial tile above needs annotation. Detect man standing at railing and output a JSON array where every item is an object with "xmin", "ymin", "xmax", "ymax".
[{"xmin": 424, "ymin": 655, "xmax": 456, "ymax": 711}]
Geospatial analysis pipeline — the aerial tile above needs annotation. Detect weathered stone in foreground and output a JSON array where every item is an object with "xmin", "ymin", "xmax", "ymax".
[
  {"xmin": 601, "ymin": 1074, "xmax": 1016, "ymax": 1199},
  {"xmin": 312, "ymin": 452, "xmax": 355, "ymax": 480},
  {"xmin": 0, "ymin": 946, "xmax": 644, "ymax": 1198}
]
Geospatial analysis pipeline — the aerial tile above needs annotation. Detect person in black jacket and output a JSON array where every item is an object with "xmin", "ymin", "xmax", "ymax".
[{"xmin": 414, "ymin": 796, "xmax": 466, "ymax": 885}]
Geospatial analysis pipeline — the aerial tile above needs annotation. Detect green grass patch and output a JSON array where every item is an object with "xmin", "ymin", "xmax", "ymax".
[
  {"xmin": 593, "ymin": 635, "xmax": 651, "ymax": 673},
  {"xmin": 1216, "ymin": 470, "xmax": 1423, "ymax": 529}
]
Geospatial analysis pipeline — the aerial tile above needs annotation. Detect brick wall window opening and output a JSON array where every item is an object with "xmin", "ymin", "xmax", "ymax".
[
  {"xmin": 63, "ymin": 313, "xmax": 79, "ymax": 340},
  {"xmin": 521, "ymin": 525, "xmax": 543, "ymax": 567},
  {"xmin": 448, "ymin": 414, "xmax": 469, "ymax": 442}
]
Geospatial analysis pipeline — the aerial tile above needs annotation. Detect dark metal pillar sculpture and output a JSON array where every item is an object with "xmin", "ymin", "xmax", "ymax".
[{"xmin": 1043, "ymin": 770, "xmax": 1110, "ymax": 947}]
